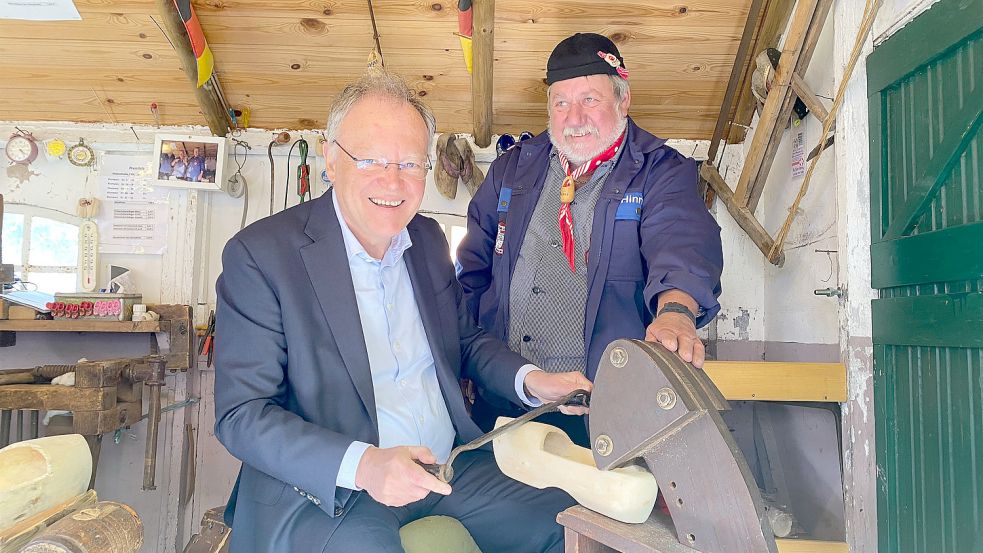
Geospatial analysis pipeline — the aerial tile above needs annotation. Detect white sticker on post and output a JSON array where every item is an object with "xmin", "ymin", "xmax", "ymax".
[{"xmin": 791, "ymin": 124, "xmax": 806, "ymax": 179}]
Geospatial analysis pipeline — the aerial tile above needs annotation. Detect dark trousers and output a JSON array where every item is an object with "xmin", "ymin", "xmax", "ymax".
[
  {"xmin": 471, "ymin": 392, "xmax": 591, "ymax": 448},
  {"xmin": 323, "ymin": 450, "xmax": 575, "ymax": 553}
]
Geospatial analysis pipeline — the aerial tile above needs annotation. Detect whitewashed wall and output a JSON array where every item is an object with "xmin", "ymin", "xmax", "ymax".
[
  {"xmin": 0, "ymin": 119, "xmax": 768, "ymax": 546},
  {"xmin": 727, "ymin": 8, "xmax": 841, "ymax": 353}
]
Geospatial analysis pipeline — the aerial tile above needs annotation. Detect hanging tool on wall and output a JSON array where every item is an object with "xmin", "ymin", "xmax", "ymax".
[
  {"xmin": 282, "ymin": 137, "xmax": 310, "ymax": 211},
  {"xmin": 267, "ymin": 131, "xmax": 291, "ymax": 216},
  {"xmin": 227, "ymin": 107, "xmax": 251, "ymax": 130},
  {"xmin": 198, "ymin": 310, "xmax": 216, "ymax": 367},
  {"xmin": 228, "ymin": 138, "xmax": 250, "ymax": 229},
  {"xmin": 296, "ymin": 137, "xmax": 311, "ymax": 203},
  {"xmin": 366, "ymin": 0, "xmax": 385, "ymax": 69},
  {"xmin": 149, "ymin": 102, "xmax": 161, "ymax": 128}
]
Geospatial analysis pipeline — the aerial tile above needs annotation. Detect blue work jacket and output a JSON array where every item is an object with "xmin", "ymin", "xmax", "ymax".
[{"xmin": 456, "ymin": 118, "xmax": 723, "ymax": 381}]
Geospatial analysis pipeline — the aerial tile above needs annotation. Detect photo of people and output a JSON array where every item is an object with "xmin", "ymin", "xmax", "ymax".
[{"xmin": 157, "ymin": 141, "xmax": 218, "ymax": 183}]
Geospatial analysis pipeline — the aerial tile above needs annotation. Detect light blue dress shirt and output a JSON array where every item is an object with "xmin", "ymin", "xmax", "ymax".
[{"xmin": 332, "ymin": 195, "xmax": 541, "ymax": 491}]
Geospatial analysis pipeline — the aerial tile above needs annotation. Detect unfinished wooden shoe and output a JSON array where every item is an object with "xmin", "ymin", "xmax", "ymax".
[
  {"xmin": 433, "ymin": 133, "xmax": 462, "ymax": 199},
  {"xmin": 492, "ymin": 417, "xmax": 658, "ymax": 523},
  {"xmin": 454, "ymin": 137, "xmax": 485, "ymax": 197},
  {"xmin": 0, "ymin": 434, "xmax": 92, "ymax": 529}
]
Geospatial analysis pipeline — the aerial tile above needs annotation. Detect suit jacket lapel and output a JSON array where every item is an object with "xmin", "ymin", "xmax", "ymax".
[
  {"xmin": 404, "ymin": 223, "xmax": 471, "ymax": 428},
  {"xmin": 404, "ymin": 223, "xmax": 448, "ymax": 372},
  {"xmin": 299, "ymin": 191, "xmax": 378, "ymax": 431}
]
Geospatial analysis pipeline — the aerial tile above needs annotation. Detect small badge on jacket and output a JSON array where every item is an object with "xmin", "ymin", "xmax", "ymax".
[
  {"xmin": 616, "ymin": 191, "xmax": 643, "ymax": 221},
  {"xmin": 494, "ymin": 219, "xmax": 507, "ymax": 255}
]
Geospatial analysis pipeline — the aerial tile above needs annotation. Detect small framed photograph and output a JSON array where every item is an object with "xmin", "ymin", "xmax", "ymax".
[{"xmin": 152, "ymin": 134, "xmax": 226, "ymax": 191}]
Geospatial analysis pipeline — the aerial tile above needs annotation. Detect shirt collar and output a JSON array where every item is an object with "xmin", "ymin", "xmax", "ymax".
[{"xmin": 331, "ymin": 190, "xmax": 412, "ymax": 267}]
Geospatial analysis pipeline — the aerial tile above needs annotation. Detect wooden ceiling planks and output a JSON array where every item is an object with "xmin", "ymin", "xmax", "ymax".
[{"xmin": 0, "ymin": 0, "xmax": 752, "ymax": 139}]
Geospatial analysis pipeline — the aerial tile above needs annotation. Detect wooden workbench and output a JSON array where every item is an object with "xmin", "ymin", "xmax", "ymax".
[{"xmin": 558, "ymin": 505, "xmax": 847, "ymax": 553}]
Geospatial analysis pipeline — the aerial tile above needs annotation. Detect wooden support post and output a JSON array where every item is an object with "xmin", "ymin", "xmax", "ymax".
[
  {"xmin": 791, "ymin": 73, "xmax": 829, "ymax": 121},
  {"xmin": 156, "ymin": 0, "xmax": 230, "ymax": 137},
  {"xmin": 701, "ymin": 163, "xmax": 784, "ymax": 265},
  {"xmin": 707, "ymin": 0, "xmax": 765, "ymax": 166},
  {"xmin": 727, "ymin": 0, "xmax": 797, "ymax": 144},
  {"xmin": 733, "ymin": 0, "xmax": 833, "ymax": 211},
  {"xmin": 471, "ymin": 0, "xmax": 495, "ymax": 148}
]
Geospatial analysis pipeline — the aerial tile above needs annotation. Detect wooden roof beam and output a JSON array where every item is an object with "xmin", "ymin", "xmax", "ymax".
[
  {"xmin": 707, "ymin": 0, "xmax": 766, "ymax": 168},
  {"xmin": 471, "ymin": 0, "xmax": 494, "ymax": 148},
  {"xmin": 701, "ymin": 162, "xmax": 784, "ymax": 265},
  {"xmin": 734, "ymin": 0, "xmax": 834, "ymax": 212},
  {"xmin": 156, "ymin": 0, "xmax": 230, "ymax": 137},
  {"xmin": 727, "ymin": 0, "xmax": 796, "ymax": 144}
]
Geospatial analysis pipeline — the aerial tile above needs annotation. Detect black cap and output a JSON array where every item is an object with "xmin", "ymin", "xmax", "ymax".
[{"xmin": 546, "ymin": 33, "xmax": 627, "ymax": 85}]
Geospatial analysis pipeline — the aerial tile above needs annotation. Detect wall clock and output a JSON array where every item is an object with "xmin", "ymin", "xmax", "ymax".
[
  {"xmin": 5, "ymin": 131, "xmax": 39, "ymax": 165},
  {"xmin": 68, "ymin": 138, "xmax": 95, "ymax": 167}
]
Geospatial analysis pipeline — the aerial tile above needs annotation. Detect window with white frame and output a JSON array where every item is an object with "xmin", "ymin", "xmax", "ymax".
[
  {"xmin": 430, "ymin": 214, "xmax": 469, "ymax": 264},
  {"xmin": 1, "ymin": 205, "xmax": 79, "ymax": 294}
]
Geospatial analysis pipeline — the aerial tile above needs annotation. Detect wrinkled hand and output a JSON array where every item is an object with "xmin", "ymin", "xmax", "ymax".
[
  {"xmin": 645, "ymin": 312, "xmax": 705, "ymax": 368},
  {"xmin": 354, "ymin": 445, "xmax": 451, "ymax": 507},
  {"xmin": 523, "ymin": 370, "xmax": 593, "ymax": 415}
]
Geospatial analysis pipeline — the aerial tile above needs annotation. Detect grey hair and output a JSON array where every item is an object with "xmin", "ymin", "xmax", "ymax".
[
  {"xmin": 609, "ymin": 75, "xmax": 629, "ymax": 104},
  {"xmin": 546, "ymin": 74, "xmax": 630, "ymax": 113},
  {"xmin": 324, "ymin": 70, "xmax": 437, "ymax": 149}
]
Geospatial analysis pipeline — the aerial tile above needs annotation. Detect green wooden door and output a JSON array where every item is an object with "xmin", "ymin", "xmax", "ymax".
[{"xmin": 868, "ymin": 0, "xmax": 983, "ymax": 551}]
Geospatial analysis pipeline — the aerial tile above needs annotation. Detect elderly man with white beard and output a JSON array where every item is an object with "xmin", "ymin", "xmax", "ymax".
[{"xmin": 456, "ymin": 33, "xmax": 724, "ymax": 446}]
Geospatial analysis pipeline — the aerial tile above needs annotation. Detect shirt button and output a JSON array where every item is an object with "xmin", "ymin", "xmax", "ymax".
[
  {"xmin": 418, "ymin": 416, "xmax": 425, "ymax": 424},
  {"xmin": 532, "ymin": 286, "xmax": 543, "ymax": 294},
  {"xmin": 386, "ymin": 303, "xmax": 394, "ymax": 311},
  {"xmin": 393, "ymin": 341, "xmax": 401, "ymax": 352},
  {"xmin": 335, "ymin": 507, "xmax": 344, "ymax": 516},
  {"xmin": 549, "ymin": 239, "xmax": 559, "ymax": 248},
  {"xmin": 522, "ymin": 335, "xmax": 532, "ymax": 343}
]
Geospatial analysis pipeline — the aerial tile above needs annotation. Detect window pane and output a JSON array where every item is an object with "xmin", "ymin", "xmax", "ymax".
[
  {"xmin": 28, "ymin": 272, "xmax": 77, "ymax": 294},
  {"xmin": 449, "ymin": 225, "xmax": 468, "ymax": 263},
  {"xmin": 29, "ymin": 217, "xmax": 79, "ymax": 266},
  {"xmin": 2, "ymin": 213, "xmax": 24, "ymax": 265}
]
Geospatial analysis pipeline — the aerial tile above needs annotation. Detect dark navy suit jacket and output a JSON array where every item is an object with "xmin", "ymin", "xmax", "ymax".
[{"xmin": 214, "ymin": 190, "xmax": 528, "ymax": 552}]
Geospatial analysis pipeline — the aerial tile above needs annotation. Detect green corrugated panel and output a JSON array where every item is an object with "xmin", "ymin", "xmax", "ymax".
[
  {"xmin": 876, "ymin": 346, "xmax": 983, "ymax": 552},
  {"xmin": 869, "ymin": 0, "xmax": 983, "ymax": 551}
]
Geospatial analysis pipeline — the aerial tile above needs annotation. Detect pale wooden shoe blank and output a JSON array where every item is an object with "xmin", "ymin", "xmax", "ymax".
[
  {"xmin": 0, "ymin": 435, "xmax": 92, "ymax": 530},
  {"xmin": 492, "ymin": 417, "xmax": 659, "ymax": 524}
]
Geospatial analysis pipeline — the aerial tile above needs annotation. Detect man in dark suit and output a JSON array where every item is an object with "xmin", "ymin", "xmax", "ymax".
[{"xmin": 214, "ymin": 70, "xmax": 592, "ymax": 552}]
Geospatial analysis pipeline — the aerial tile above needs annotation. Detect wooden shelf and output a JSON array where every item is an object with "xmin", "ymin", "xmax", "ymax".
[
  {"xmin": 0, "ymin": 320, "xmax": 163, "ymax": 333},
  {"xmin": 703, "ymin": 360, "xmax": 847, "ymax": 403}
]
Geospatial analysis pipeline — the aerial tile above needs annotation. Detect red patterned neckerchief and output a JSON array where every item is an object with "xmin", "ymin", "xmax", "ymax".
[{"xmin": 556, "ymin": 129, "xmax": 626, "ymax": 272}]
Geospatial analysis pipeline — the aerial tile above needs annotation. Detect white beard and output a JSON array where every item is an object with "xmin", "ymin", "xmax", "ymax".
[{"xmin": 549, "ymin": 114, "xmax": 628, "ymax": 166}]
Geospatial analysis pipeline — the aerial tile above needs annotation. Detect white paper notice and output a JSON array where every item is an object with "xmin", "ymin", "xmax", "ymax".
[
  {"xmin": 100, "ymin": 154, "xmax": 169, "ymax": 203},
  {"xmin": 97, "ymin": 202, "xmax": 169, "ymax": 254},
  {"xmin": 98, "ymin": 154, "xmax": 170, "ymax": 254},
  {"xmin": 0, "ymin": 0, "xmax": 81, "ymax": 20},
  {"xmin": 791, "ymin": 125, "xmax": 806, "ymax": 179}
]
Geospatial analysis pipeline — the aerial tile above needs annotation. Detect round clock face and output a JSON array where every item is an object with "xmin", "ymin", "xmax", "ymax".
[
  {"xmin": 5, "ymin": 134, "xmax": 38, "ymax": 164},
  {"xmin": 68, "ymin": 141, "xmax": 95, "ymax": 167}
]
